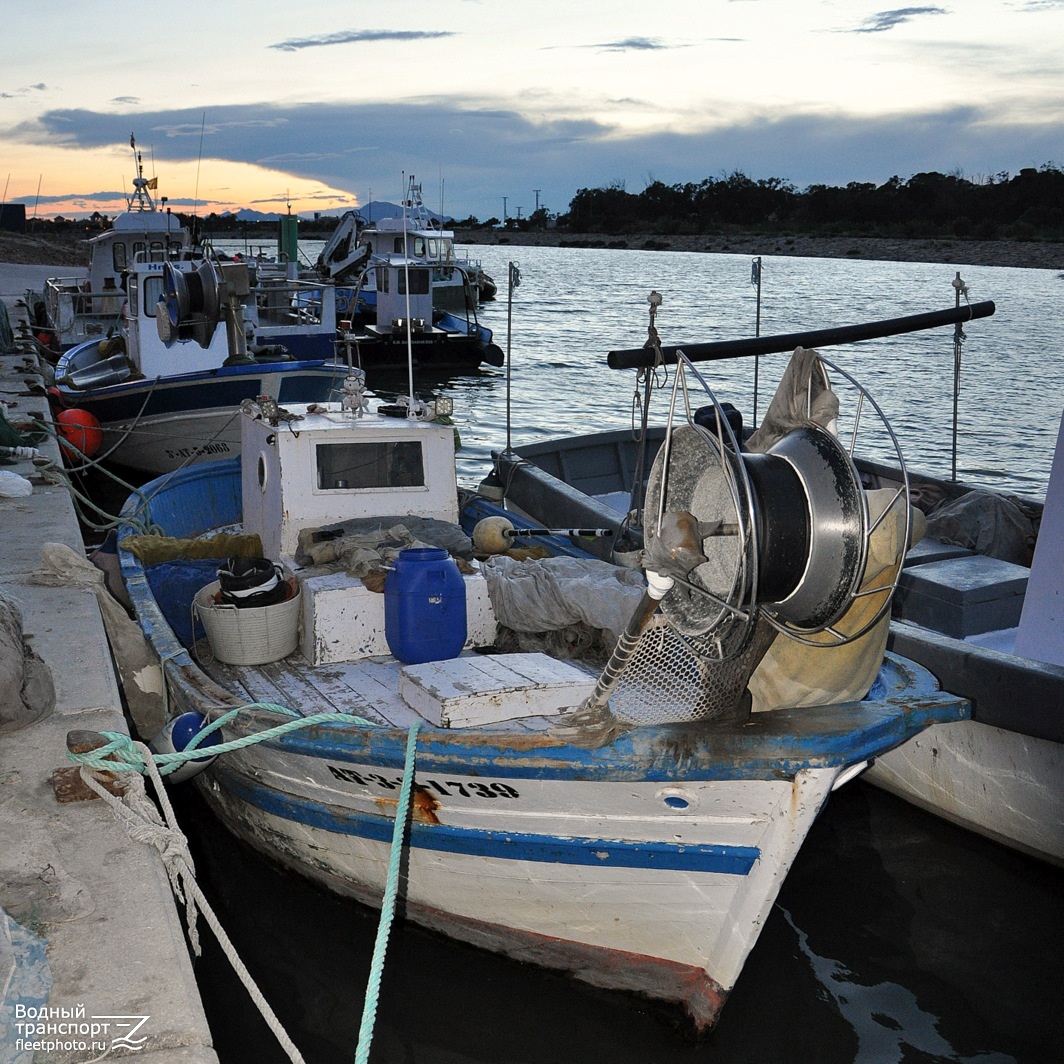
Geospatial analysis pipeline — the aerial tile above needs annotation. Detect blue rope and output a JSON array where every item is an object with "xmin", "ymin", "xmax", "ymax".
[
  {"xmin": 68, "ymin": 703, "xmax": 380, "ymax": 776},
  {"xmin": 354, "ymin": 721, "xmax": 421, "ymax": 1064}
]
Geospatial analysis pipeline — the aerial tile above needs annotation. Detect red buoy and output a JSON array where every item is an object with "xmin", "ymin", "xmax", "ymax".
[{"xmin": 56, "ymin": 408, "xmax": 103, "ymax": 458}]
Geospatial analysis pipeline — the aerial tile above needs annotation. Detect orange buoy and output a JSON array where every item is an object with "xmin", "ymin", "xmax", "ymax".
[{"xmin": 56, "ymin": 408, "xmax": 103, "ymax": 458}]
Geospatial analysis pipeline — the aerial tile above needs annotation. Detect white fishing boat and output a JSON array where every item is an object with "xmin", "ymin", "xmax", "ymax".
[
  {"xmin": 318, "ymin": 176, "xmax": 495, "ymax": 312},
  {"xmin": 99, "ymin": 287, "xmax": 974, "ymax": 1031},
  {"xmin": 863, "ymin": 442, "xmax": 1064, "ymax": 867},
  {"xmin": 50, "ymin": 255, "xmax": 349, "ymax": 475}
]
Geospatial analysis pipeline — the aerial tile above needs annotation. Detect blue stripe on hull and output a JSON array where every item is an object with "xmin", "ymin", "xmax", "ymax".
[
  {"xmin": 214, "ymin": 764, "xmax": 760, "ymax": 876},
  {"xmin": 59, "ymin": 363, "xmax": 347, "ymax": 422}
]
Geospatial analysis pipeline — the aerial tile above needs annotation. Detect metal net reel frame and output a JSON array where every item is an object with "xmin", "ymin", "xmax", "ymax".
[
  {"xmin": 778, "ymin": 352, "xmax": 911, "ymax": 648},
  {"xmin": 642, "ymin": 350, "xmax": 911, "ymax": 660}
]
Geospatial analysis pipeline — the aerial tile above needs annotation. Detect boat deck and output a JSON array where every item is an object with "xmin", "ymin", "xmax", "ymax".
[{"xmin": 201, "ymin": 646, "xmax": 598, "ymax": 734}]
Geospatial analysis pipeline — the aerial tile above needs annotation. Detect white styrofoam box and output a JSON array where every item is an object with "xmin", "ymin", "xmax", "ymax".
[
  {"xmin": 299, "ymin": 568, "xmax": 497, "ymax": 665},
  {"xmin": 399, "ymin": 652, "xmax": 597, "ymax": 728}
]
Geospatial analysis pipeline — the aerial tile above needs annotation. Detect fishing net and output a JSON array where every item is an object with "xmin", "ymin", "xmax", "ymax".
[{"xmin": 602, "ymin": 613, "xmax": 776, "ymax": 726}]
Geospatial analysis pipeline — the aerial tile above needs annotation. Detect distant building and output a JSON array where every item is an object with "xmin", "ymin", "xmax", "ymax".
[{"xmin": 0, "ymin": 203, "xmax": 27, "ymax": 233}]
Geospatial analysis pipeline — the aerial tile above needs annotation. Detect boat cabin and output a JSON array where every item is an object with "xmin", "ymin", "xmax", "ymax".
[
  {"xmin": 42, "ymin": 199, "xmax": 191, "ymax": 350},
  {"xmin": 240, "ymin": 400, "xmax": 497, "ymax": 665},
  {"xmin": 364, "ymin": 261, "xmax": 437, "ymax": 336}
]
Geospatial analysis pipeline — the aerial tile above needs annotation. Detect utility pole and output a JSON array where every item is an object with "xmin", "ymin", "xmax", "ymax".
[
  {"xmin": 534, "ymin": 189, "xmax": 541, "ymax": 213},
  {"xmin": 502, "ymin": 196, "xmax": 508, "ymax": 221}
]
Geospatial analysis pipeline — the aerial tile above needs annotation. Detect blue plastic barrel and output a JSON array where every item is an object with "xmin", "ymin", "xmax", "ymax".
[{"xmin": 385, "ymin": 548, "xmax": 467, "ymax": 664}]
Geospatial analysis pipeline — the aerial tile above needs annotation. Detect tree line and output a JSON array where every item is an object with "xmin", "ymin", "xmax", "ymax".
[
  {"xmin": 25, "ymin": 164, "xmax": 1064, "ymax": 243},
  {"xmin": 558, "ymin": 165, "xmax": 1064, "ymax": 241}
]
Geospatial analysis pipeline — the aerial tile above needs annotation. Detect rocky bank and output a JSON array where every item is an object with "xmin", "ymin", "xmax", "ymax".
[{"xmin": 3, "ymin": 228, "xmax": 1063, "ymax": 271}]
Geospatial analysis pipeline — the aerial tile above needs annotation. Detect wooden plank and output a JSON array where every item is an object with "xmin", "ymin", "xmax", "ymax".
[{"xmin": 399, "ymin": 652, "xmax": 597, "ymax": 728}]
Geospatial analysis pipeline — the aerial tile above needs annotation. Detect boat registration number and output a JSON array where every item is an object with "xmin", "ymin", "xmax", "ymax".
[{"xmin": 327, "ymin": 764, "xmax": 520, "ymax": 799}]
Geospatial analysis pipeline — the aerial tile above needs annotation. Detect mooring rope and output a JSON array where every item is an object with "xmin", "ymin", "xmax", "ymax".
[
  {"xmin": 355, "ymin": 719, "xmax": 421, "ymax": 1064},
  {"xmin": 79, "ymin": 743, "xmax": 309, "ymax": 1064},
  {"xmin": 71, "ymin": 706, "xmax": 422, "ymax": 1064},
  {"xmin": 69, "ymin": 703, "xmax": 377, "ymax": 776}
]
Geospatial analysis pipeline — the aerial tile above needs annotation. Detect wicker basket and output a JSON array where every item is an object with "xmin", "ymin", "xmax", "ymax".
[{"xmin": 193, "ymin": 578, "xmax": 301, "ymax": 665}]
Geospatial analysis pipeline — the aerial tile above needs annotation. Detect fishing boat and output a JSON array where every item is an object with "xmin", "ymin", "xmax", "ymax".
[
  {"xmin": 50, "ymin": 255, "xmax": 350, "ymax": 475},
  {"xmin": 332, "ymin": 256, "xmax": 503, "ymax": 371},
  {"xmin": 492, "ymin": 294, "xmax": 1063, "ymax": 867},
  {"xmin": 317, "ymin": 177, "xmax": 496, "ymax": 312},
  {"xmin": 862, "ymin": 447, "xmax": 1064, "ymax": 866},
  {"xmin": 105, "ymin": 288, "xmax": 973, "ymax": 1031}
]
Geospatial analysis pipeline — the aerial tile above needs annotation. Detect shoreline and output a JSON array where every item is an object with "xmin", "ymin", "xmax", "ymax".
[{"xmin": 2, "ymin": 228, "xmax": 1063, "ymax": 272}]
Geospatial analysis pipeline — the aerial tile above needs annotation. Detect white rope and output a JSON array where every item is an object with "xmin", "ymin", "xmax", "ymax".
[{"xmin": 79, "ymin": 746, "xmax": 308, "ymax": 1064}]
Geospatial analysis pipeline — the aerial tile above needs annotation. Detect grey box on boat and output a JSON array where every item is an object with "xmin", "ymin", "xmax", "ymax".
[
  {"xmin": 893, "ymin": 554, "xmax": 1030, "ymax": 638},
  {"xmin": 902, "ymin": 536, "xmax": 974, "ymax": 567}
]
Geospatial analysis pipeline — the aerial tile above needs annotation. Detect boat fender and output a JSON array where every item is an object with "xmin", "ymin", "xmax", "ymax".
[
  {"xmin": 150, "ymin": 712, "xmax": 222, "ymax": 783},
  {"xmin": 56, "ymin": 408, "xmax": 103, "ymax": 458}
]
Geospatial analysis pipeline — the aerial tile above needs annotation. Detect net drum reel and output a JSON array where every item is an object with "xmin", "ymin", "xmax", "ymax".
[
  {"xmin": 642, "ymin": 353, "xmax": 909, "ymax": 657},
  {"xmin": 577, "ymin": 350, "xmax": 911, "ymax": 729}
]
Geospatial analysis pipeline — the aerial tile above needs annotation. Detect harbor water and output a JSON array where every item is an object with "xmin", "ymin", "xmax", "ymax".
[
  {"xmin": 179, "ymin": 243, "xmax": 1063, "ymax": 1062},
  {"xmin": 221, "ymin": 239, "xmax": 1064, "ymax": 498}
]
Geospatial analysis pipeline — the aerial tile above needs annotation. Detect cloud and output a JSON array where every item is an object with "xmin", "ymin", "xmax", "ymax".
[
  {"xmin": 10, "ymin": 99, "xmax": 1064, "ymax": 219},
  {"xmin": 853, "ymin": 7, "xmax": 948, "ymax": 33},
  {"xmin": 269, "ymin": 29, "xmax": 455, "ymax": 51},
  {"xmin": 0, "ymin": 82, "xmax": 47, "ymax": 98},
  {"xmin": 592, "ymin": 37, "xmax": 673, "ymax": 51},
  {"xmin": 111, "ymin": 96, "xmax": 140, "ymax": 105}
]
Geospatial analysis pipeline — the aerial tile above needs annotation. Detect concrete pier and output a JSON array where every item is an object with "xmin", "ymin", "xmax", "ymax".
[{"xmin": 1, "ymin": 265, "xmax": 219, "ymax": 1063}]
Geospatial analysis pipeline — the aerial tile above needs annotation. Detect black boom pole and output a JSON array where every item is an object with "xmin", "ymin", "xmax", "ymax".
[{"xmin": 606, "ymin": 300, "xmax": 996, "ymax": 371}]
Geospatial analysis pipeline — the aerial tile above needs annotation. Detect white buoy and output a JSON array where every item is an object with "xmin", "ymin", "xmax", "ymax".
[{"xmin": 472, "ymin": 515, "xmax": 515, "ymax": 554}]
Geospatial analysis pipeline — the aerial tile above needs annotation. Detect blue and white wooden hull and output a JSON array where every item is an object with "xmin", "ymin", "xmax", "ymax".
[
  {"xmin": 53, "ymin": 352, "xmax": 350, "ymax": 474},
  {"xmin": 193, "ymin": 747, "xmax": 860, "ymax": 1024}
]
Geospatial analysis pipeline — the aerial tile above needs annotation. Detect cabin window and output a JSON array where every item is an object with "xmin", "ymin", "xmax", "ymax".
[
  {"xmin": 315, "ymin": 440, "xmax": 425, "ymax": 490},
  {"xmin": 376, "ymin": 267, "xmax": 389, "ymax": 293},
  {"xmin": 142, "ymin": 276, "xmax": 166, "ymax": 317},
  {"xmin": 128, "ymin": 276, "xmax": 140, "ymax": 317},
  {"xmin": 426, "ymin": 239, "xmax": 439, "ymax": 259},
  {"xmin": 413, "ymin": 237, "xmax": 426, "ymax": 257},
  {"xmin": 398, "ymin": 269, "xmax": 430, "ymax": 296},
  {"xmin": 393, "ymin": 237, "xmax": 404, "ymax": 254},
  {"xmin": 113, "ymin": 242, "xmax": 128, "ymax": 271}
]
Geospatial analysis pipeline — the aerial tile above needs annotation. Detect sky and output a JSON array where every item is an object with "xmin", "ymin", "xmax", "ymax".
[{"xmin": 2, "ymin": 0, "xmax": 1063, "ymax": 222}]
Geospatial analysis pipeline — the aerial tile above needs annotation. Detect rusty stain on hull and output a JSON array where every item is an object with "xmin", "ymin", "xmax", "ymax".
[{"xmin": 373, "ymin": 785, "xmax": 441, "ymax": 825}]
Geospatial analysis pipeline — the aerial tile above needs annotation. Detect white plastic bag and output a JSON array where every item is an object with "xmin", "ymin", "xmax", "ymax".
[{"xmin": 0, "ymin": 470, "xmax": 33, "ymax": 497}]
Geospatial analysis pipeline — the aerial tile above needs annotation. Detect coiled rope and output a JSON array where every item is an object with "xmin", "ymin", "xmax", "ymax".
[{"xmin": 71, "ymin": 705, "xmax": 421, "ymax": 1063}]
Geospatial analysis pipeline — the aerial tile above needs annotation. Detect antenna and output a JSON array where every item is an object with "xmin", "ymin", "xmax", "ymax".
[
  {"xmin": 401, "ymin": 172, "xmax": 416, "ymax": 413},
  {"xmin": 193, "ymin": 112, "xmax": 205, "ymax": 219}
]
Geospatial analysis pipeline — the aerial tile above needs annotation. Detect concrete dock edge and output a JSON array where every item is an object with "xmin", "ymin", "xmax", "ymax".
[{"xmin": 2, "ymin": 265, "xmax": 219, "ymax": 1063}]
